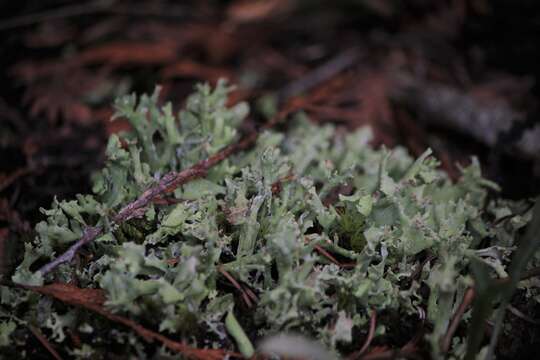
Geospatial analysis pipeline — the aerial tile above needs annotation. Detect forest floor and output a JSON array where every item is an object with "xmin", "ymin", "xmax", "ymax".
[{"xmin": 1, "ymin": 1, "xmax": 540, "ymax": 358}]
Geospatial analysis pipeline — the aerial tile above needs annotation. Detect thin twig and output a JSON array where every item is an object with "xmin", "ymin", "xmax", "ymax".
[
  {"xmin": 218, "ymin": 266, "xmax": 254, "ymax": 308},
  {"xmin": 28, "ymin": 324, "xmax": 64, "ymax": 360},
  {"xmin": 23, "ymin": 283, "xmax": 236, "ymax": 360},
  {"xmin": 38, "ymin": 226, "xmax": 102, "ymax": 274},
  {"xmin": 441, "ymin": 287, "xmax": 475, "ymax": 352},
  {"xmin": 359, "ymin": 310, "xmax": 377, "ymax": 356},
  {"xmin": 244, "ymin": 287, "xmax": 259, "ymax": 303},
  {"xmin": 314, "ymin": 244, "xmax": 342, "ymax": 267},
  {"xmin": 36, "ymin": 46, "xmax": 360, "ymax": 277},
  {"xmin": 38, "ymin": 102, "xmax": 299, "ymax": 276},
  {"xmin": 312, "ymin": 244, "xmax": 356, "ymax": 269},
  {"xmin": 348, "ymin": 310, "xmax": 377, "ymax": 359}
]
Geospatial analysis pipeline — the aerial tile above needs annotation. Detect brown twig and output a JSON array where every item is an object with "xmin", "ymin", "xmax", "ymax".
[
  {"xmin": 218, "ymin": 266, "xmax": 255, "ymax": 308},
  {"xmin": 38, "ymin": 102, "xmax": 300, "ymax": 276},
  {"xmin": 348, "ymin": 310, "xmax": 377, "ymax": 359},
  {"xmin": 441, "ymin": 287, "xmax": 475, "ymax": 352},
  {"xmin": 28, "ymin": 324, "xmax": 64, "ymax": 360},
  {"xmin": 244, "ymin": 287, "xmax": 259, "ymax": 304},
  {"xmin": 24, "ymin": 283, "xmax": 237, "ymax": 360},
  {"xmin": 314, "ymin": 244, "xmax": 342, "ymax": 267},
  {"xmin": 312, "ymin": 243, "xmax": 356, "ymax": 269},
  {"xmin": 359, "ymin": 310, "xmax": 377, "ymax": 356},
  {"xmin": 38, "ymin": 225, "xmax": 103, "ymax": 274},
  {"xmin": 36, "ymin": 45, "xmax": 359, "ymax": 277},
  {"xmin": 152, "ymin": 196, "xmax": 186, "ymax": 205}
]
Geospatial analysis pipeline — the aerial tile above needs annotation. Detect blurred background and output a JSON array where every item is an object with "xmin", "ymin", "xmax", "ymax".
[{"xmin": 1, "ymin": 1, "xmax": 540, "ymax": 355}]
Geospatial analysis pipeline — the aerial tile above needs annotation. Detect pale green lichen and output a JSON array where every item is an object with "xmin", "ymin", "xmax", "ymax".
[{"xmin": 1, "ymin": 81, "xmax": 536, "ymax": 359}]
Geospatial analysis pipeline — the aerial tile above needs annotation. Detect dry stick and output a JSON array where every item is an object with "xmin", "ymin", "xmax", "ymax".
[
  {"xmin": 218, "ymin": 266, "xmax": 253, "ymax": 308},
  {"xmin": 24, "ymin": 283, "xmax": 236, "ymax": 360},
  {"xmin": 441, "ymin": 287, "xmax": 475, "ymax": 352},
  {"xmin": 28, "ymin": 325, "xmax": 64, "ymax": 360},
  {"xmin": 358, "ymin": 310, "xmax": 377, "ymax": 356},
  {"xmin": 39, "ymin": 226, "xmax": 103, "ymax": 274},
  {"xmin": 86, "ymin": 300, "xmax": 230, "ymax": 360},
  {"xmin": 244, "ymin": 287, "xmax": 258, "ymax": 303},
  {"xmin": 38, "ymin": 104, "xmax": 299, "ymax": 276},
  {"xmin": 37, "ymin": 45, "xmax": 360, "ymax": 276},
  {"xmin": 348, "ymin": 310, "xmax": 377, "ymax": 360},
  {"xmin": 313, "ymin": 243, "xmax": 356, "ymax": 269},
  {"xmin": 314, "ymin": 244, "xmax": 342, "ymax": 267}
]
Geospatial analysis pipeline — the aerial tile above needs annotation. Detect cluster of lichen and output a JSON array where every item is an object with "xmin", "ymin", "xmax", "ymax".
[{"xmin": 0, "ymin": 81, "xmax": 534, "ymax": 359}]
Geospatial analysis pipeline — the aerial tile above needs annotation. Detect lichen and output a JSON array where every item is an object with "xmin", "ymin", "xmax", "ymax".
[{"xmin": 2, "ymin": 81, "xmax": 535, "ymax": 359}]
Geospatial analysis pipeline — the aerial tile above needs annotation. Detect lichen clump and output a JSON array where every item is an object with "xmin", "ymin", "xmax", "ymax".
[{"xmin": 1, "ymin": 82, "xmax": 533, "ymax": 358}]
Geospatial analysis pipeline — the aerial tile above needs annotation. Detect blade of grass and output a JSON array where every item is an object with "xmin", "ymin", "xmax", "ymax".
[
  {"xmin": 465, "ymin": 199, "xmax": 539, "ymax": 360},
  {"xmin": 485, "ymin": 199, "xmax": 540, "ymax": 359}
]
